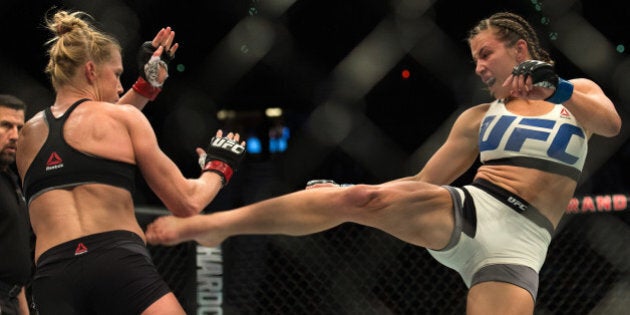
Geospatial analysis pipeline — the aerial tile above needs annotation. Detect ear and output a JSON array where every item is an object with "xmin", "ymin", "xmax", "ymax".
[
  {"xmin": 84, "ymin": 61, "xmax": 97, "ymax": 83},
  {"xmin": 514, "ymin": 39, "xmax": 529, "ymax": 62}
]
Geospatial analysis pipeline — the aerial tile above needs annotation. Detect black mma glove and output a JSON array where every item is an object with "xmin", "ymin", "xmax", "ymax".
[
  {"xmin": 137, "ymin": 41, "xmax": 174, "ymax": 86},
  {"xmin": 132, "ymin": 42, "xmax": 175, "ymax": 100},
  {"xmin": 511, "ymin": 60, "xmax": 574, "ymax": 104},
  {"xmin": 199, "ymin": 136, "xmax": 246, "ymax": 187}
]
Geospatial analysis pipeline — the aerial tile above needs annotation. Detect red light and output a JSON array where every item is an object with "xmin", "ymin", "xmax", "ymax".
[{"xmin": 401, "ymin": 69, "xmax": 410, "ymax": 79}]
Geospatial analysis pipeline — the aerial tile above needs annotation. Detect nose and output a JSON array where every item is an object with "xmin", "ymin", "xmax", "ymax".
[
  {"xmin": 9, "ymin": 126, "xmax": 19, "ymax": 140},
  {"xmin": 117, "ymin": 80, "xmax": 124, "ymax": 95},
  {"xmin": 474, "ymin": 61, "xmax": 485, "ymax": 76}
]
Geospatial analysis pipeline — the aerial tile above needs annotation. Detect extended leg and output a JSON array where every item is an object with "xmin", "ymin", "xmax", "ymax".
[{"xmin": 146, "ymin": 180, "xmax": 455, "ymax": 249}]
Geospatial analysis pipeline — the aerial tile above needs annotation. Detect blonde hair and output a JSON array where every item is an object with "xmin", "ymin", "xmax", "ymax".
[{"xmin": 44, "ymin": 10, "xmax": 121, "ymax": 90}]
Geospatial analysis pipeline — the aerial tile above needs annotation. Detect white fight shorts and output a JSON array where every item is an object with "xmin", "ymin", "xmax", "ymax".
[{"xmin": 427, "ymin": 179, "xmax": 553, "ymax": 301}]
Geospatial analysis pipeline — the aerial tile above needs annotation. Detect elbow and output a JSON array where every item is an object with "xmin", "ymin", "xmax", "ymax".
[
  {"xmin": 602, "ymin": 117, "xmax": 622, "ymax": 138},
  {"xmin": 612, "ymin": 117, "xmax": 622, "ymax": 136},
  {"xmin": 603, "ymin": 102, "xmax": 623, "ymax": 137},
  {"xmin": 590, "ymin": 113, "xmax": 622, "ymax": 138},
  {"xmin": 610, "ymin": 125, "xmax": 622, "ymax": 138}
]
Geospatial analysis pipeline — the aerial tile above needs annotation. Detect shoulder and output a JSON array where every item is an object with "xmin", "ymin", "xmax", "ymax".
[
  {"xmin": 98, "ymin": 102, "xmax": 155, "ymax": 136},
  {"xmin": 17, "ymin": 111, "xmax": 47, "ymax": 166},
  {"xmin": 97, "ymin": 101, "xmax": 142, "ymax": 115},
  {"xmin": 22, "ymin": 110, "xmax": 47, "ymax": 133},
  {"xmin": 468, "ymin": 102, "xmax": 492, "ymax": 113},
  {"xmin": 458, "ymin": 102, "xmax": 492, "ymax": 122},
  {"xmin": 70, "ymin": 101, "xmax": 153, "ymax": 137},
  {"xmin": 25, "ymin": 110, "xmax": 46, "ymax": 124},
  {"xmin": 93, "ymin": 101, "xmax": 149, "ymax": 124},
  {"xmin": 447, "ymin": 102, "xmax": 492, "ymax": 138}
]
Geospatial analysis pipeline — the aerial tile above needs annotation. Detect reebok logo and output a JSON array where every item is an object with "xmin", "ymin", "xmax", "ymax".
[
  {"xmin": 74, "ymin": 242, "xmax": 88, "ymax": 255},
  {"xmin": 46, "ymin": 152, "xmax": 64, "ymax": 171},
  {"xmin": 560, "ymin": 108, "xmax": 571, "ymax": 119}
]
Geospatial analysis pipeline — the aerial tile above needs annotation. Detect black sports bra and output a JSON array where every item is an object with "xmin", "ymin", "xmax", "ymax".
[{"xmin": 23, "ymin": 99, "xmax": 136, "ymax": 204}]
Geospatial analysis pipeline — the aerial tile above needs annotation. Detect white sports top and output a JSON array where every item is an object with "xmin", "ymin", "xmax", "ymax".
[{"xmin": 478, "ymin": 99, "xmax": 587, "ymax": 181}]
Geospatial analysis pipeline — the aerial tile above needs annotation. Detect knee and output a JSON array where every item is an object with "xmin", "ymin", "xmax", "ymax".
[{"xmin": 339, "ymin": 184, "xmax": 384, "ymax": 211}]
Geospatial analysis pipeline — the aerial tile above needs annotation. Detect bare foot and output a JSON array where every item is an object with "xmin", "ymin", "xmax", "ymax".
[
  {"xmin": 146, "ymin": 215, "xmax": 192, "ymax": 246},
  {"xmin": 146, "ymin": 215, "xmax": 226, "ymax": 247}
]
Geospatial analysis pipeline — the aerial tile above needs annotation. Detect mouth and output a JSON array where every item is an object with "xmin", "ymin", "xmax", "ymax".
[
  {"xmin": 3, "ymin": 148, "xmax": 16, "ymax": 155},
  {"xmin": 484, "ymin": 77, "xmax": 496, "ymax": 87}
]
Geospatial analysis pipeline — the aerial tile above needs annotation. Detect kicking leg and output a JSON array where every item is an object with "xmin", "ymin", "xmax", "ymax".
[
  {"xmin": 146, "ymin": 186, "xmax": 354, "ymax": 247},
  {"xmin": 146, "ymin": 180, "xmax": 455, "ymax": 250}
]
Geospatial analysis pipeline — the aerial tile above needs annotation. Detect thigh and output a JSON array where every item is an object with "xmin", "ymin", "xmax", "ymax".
[
  {"xmin": 467, "ymin": 281, "xmax": 534, "ymax": 315},
  {"xmin": 34, "ymin": 242, "xmax": 175, "ymax": 315},
  {"xmin": 32, "ymin": 270, "xmax": 78, "ymax": 315},
  {"xmin": 352, "ymin": 181, "xmax": 455, "ymax": 249},
  {"xmin": 89, "ymin": 245, "xmax": 174, "ymax": 315}
]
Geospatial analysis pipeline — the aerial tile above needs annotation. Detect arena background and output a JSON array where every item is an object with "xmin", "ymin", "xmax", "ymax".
[{"xmin": 2, "ymin": 0, "xmax": 629, "ymax": 314}]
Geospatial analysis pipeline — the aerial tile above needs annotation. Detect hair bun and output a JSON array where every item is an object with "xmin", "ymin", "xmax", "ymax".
[{"xmin": 56, "ymin": 23, "xmax": 72, "ymax": 36}]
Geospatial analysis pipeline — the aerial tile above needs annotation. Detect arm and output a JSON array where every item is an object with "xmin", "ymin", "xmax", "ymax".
[
  {"xmin": 561, "ymin": 78, "xmax": 621, "ymax": 137},
  {"xmin": 123, "ymin": 107, "xmax": 239, "ymax": 217},
  {"xmin": 407, "ymin": 105, "xmax": 485, "ymax": 185},
  {"xmin": 313, "ymin": 105, "xmax": 486, "ymax": 188},
  {"xmin": 505, "ymin": 61, "xmax": 621, "ymax": 138},
  {"xmin": 118, "ymin": 27, "xmax": 179, "ymax": 110},
  {"xmin": 18, "ymin": 287, "xmax": 28, "ymax": 315}
]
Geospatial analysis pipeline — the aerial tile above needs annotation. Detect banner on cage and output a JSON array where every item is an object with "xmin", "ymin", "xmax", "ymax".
[
  {"xmin": 566, "ymin": 194, "xmax": 628, "ymax": 214},
  {"xmin": 197, "ymin": 245, "xmax": 223, "ymax": 315}
]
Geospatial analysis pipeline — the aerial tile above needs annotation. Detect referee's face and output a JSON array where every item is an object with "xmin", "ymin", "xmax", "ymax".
[{"xmin": 0, "ymin": 106, "xmax": 24, "ymax": 168}]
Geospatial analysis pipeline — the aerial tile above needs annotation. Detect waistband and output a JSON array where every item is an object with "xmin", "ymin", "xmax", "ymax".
[
  {"xmin": 37, "ymin": 230, "xmax": 148, "ymax": 267},
  {"xmin": 0, "ymin": 279, "xmax": 21, "ymax": 298},
  {"xmin": 471, "ymin": 178, "xmax": 554, "ymax": 235}
]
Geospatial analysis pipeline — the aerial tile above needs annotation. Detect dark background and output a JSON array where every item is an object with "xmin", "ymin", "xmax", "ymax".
[
  {"xmin": 1, "ymin": 0, "xmax": 629, "ymax": 207},
  {"xmin": 2, "ymin": 1, "xmax": 629, "ymax": 314}
]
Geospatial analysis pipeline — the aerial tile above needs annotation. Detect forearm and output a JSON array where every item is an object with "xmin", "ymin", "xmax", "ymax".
[{"xmin": 163, "ymin": 174, "xmax": 224, "ymax": 217}]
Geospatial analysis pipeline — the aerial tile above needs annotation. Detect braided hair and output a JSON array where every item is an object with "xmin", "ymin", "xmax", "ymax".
[{"xmin": 468, "ymin": 12, "xmax": 553, "ymax": 65}]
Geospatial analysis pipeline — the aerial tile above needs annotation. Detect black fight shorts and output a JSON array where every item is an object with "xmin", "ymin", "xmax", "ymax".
[
  {"xmin": 32, "ymin": 230, "xmax": 172, "ymax": 315},
  {"xmin": 0, "ymin": 293, "xmax": 20, "ymax": 315}
]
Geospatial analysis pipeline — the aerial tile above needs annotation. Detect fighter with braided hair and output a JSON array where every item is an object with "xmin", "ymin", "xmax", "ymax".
[{"xmin": 146, "ymin": 11, "xmax": 621, "ymax": 314}]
